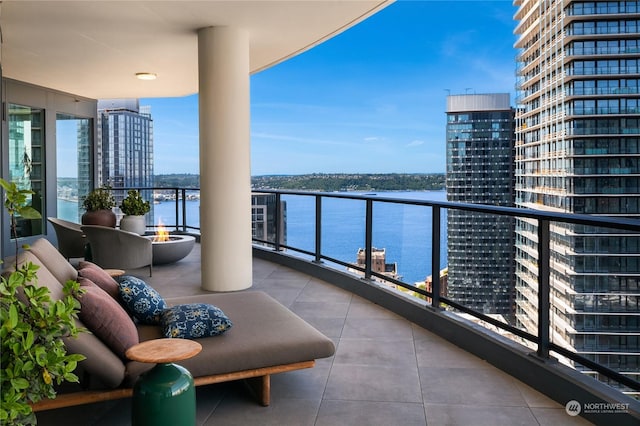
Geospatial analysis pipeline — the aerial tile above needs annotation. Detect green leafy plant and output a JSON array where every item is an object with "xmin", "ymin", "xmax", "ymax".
[
  {"xmin": 0, "ymin": 270, "xmax": 85, "ymax": 425},
  {"xmin": 119, "ymin": 189, "xmax": 150, "ymax": 216},
  {"xmin": 0, "ymin": 178, "xmax": 85, "ymax": 425},
  {"xmin": 81, "ymin": 185, "xmax": 115, "ymax": 212},
  {"xmin": 0, "ymin": 179, "xmax": 42, "ymax": 262}
]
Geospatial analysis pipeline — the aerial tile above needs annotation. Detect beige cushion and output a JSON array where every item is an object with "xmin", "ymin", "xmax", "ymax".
[
  {"xmin": 76, "ymin": 277, "xmax": 139, "ymax": 359},
  {"xmin": 29, "ymin": 238, "xmax": 78, "ymax": 284},
  {"xmin": 11, "ymin": 251, "xmax": 66, "ymax": 301}
]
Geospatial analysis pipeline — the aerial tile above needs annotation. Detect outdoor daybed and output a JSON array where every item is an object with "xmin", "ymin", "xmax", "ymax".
[{"xmin": 13, "ymin": 238, "xmax": 335, "ymax": 411}]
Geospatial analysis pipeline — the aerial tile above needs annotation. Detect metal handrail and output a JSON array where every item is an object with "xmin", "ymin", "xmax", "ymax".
[
  {"xmin": 123, "ymin": 185, "xmax": 640, "ymax": 392},
  {"xmin": 115, "ymin": 186, "xmax": 200, "ymax": 233},
  {"xmin": 252, "ymin": 188, "xmax": 640, "ymax": 393}
]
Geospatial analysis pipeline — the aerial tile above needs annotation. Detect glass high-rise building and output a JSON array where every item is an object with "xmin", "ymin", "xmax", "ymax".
[
  {"xmin": 446, "ymin": 94, "xmax": 516, "ymax": 316},
  {"xmin": 251, "ymin": 193, "xmax": 287, "ymax": 247},
  {"xmin": 514, "ymin": 0, "xmax": 640, "ymax": 392},
  {"xmin": 97, "ymin": 99, "xmax": 154, "ymax": 208}
]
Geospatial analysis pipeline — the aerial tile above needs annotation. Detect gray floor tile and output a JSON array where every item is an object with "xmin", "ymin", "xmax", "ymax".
[
  {"xmin": 334, "ymin": 337, "xmax": 416, "ymax": 367},
  {"xmin": 424, "ymin": 403, "xmax": 539, "ymax": 426},
  {"xmin": 346, "ymin": 300, "xmax": 401, "ymax": 319},
  {"xmin": 420, "ymin": 367, "xmax": 528, "ymax": 406},
  {"xmin": 291, "ymin": 300, "xmax": 350, "ymax": 319},
  {"xmin": 513, "ymin": 380, "xmax": 563, "ymax": 408},
  {"xmin": 253, "ymin": 276, "xmax": 309, "ymax": 291},
  {"xmin": 317, "ymin": 400, "xmax": 426, "ymax": 426},
  {"xmin": 529, "ymin": 407, "xmax": 595, "ymax": 425},
  {"xmin": 415, "ymin": 336, "xmax": 488, "ymax": 369},
  {"xmin": 195, "ymin": 384, "xmax": 226, "ymax": 425},
  {"xmin": 270, "ymin": 362, "xmax": 331, "ymax": 401},
  {"xmin": 37, "ymin": 400, "xmax": 128, "ymax": 426},
  {"xmin": 341, "ymin": 317, "xmax": 415, "ymax": 339},
  {"xmin": 325, "ymin": 364, "xmax": 422, "ymax": 403},
  {"xmin": 296, "ymin": 279, "xmax": 353, "ymax": 303},
  {"xmin": 203, "ymin": 394, "xmax": 320, "ymax": 426}
]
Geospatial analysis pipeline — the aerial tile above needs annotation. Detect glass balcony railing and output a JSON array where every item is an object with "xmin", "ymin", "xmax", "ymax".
[{"xmin": 127, "ymin": 186, "xmax": 640, "ymax": 398}]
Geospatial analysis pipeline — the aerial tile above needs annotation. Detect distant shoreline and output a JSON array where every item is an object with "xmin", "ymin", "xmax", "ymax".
[
  {"xmin": 58, "ymin": 172, "xmax": 447, "ymax": 193},
  {"xmin": 249, "ymin": 173, "xmax": 446, "ymax": 192}
]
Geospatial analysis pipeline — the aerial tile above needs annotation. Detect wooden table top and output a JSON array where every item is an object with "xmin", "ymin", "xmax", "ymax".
[
  {"xmin": 126, "ymin": 338, "xmax": 202, "ymax": 364},
  {"xmin": 104, "ymin": 269, "xmax": 125, "ymax": 277}
]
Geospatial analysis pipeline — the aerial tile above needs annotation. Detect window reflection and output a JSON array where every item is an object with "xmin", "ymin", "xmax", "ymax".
[{"xmin": 8, "ymin": 104, "xmax": 45, "ymax": 238}]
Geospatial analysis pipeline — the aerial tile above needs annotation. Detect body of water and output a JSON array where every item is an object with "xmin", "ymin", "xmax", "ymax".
[
  {"xmin": 59, "ymin": 190, "xmax": 448, "ymax": 284},
  {"xmin": 281, "ymin": 191, "xmax": 448, "ymax": 283}
]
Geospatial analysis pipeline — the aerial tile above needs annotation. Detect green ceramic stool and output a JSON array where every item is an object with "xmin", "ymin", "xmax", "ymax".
[{"xmin": 126, "ymin": 338, "xmax": 202, "ymax": 426}]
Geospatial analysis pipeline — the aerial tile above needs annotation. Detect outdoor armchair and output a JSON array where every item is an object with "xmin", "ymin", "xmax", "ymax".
[
  {"xmin": 47, "ymin": 217, "xmax": 87, "ymax": 260},
  {"xmin": 81, "ymin": 225, "xmax": 153, "ymax": 276}
]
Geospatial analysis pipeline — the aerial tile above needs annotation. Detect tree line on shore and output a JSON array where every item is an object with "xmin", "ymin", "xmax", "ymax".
[{"xmin": 154, "ymin": 173, "xmax": 445, "ymax": 192}]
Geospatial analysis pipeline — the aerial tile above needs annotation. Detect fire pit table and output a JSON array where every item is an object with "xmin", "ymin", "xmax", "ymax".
[{"xmin": 144, "ymin": 234, "xmax": 196, "ymax": 265}]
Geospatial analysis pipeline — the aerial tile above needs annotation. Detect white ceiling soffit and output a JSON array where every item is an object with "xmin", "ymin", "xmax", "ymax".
[{"xmin": 0, "ymin": 0, "xmax": 392, "ymax": 99}]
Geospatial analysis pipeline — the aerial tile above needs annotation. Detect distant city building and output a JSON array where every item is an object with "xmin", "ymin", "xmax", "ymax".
[
  {"xmin": 445, "ymin": 93, "xmax": 516, "ymax": 316},
  {"xmin": 514, "ymin": 0, "xmax": 640, "ymax": 392},
  {"xmin": 349, "ymin": 247, "xmax": 400, "ymax": 283},
  {"xmin": 76, "ymin": 118, "xmax": 93, "ymax": 211},
  {"xmin": 97, "ymin": 99, "xmax": 154, "ymax": 211},
  {"xmin": 424, "ymin": 267, "xmax": 449, "ymax": 305},
  {"xmin": 251, "ymin": 193, "xmax": 287, "ymax": 247}
]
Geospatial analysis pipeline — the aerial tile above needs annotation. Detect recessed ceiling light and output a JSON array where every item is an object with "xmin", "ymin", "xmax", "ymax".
[{"xmin": 136, "ymin": 72, "xmax": 157, "ymax": 81}]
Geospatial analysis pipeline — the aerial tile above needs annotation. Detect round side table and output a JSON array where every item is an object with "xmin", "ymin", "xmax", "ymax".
[
  {"xmin": 126, "ymin": 338, "xmax": 202, "ymax": 426},
  {"xmin": 104, "ymin": 268, "xmax": 125, "ymax": 277}
]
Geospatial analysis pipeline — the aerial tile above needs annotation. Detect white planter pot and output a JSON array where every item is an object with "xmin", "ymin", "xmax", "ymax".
[{"xmin": 120, "ymin": 215, "xmax": 146, "ymax": 235}]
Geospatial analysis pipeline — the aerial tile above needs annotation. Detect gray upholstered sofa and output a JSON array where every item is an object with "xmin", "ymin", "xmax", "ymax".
[{"xmin": 13, "ymin": 238, "xmax": 335, "ymax": 411}]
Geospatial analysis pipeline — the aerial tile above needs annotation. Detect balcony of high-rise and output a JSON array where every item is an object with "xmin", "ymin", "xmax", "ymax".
[
  {"xmin": 2, "ymin": 2, "xmax": 640, "ymax": 425},
  {"xmin": 28, "ymin": 189, "xmax": 640, "ymax": 425}
]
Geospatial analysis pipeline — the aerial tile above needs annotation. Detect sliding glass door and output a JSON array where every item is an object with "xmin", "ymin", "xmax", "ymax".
[
  {"xmin": 56, "ymin": 114, "xmax": 93, "ymax": 223},
  {"xmin": 7, "ymin": 104, "xmax": 45, "ymax": 237}
]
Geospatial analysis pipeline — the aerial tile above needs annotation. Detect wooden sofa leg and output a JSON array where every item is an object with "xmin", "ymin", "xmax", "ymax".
[{"xmin": 244, "ymin": 374, "xmax": 270, "ymax": 406}]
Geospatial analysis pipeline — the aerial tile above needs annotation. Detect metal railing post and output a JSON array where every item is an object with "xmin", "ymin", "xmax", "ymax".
[
  {"xmin": 431, "ymin": 206, "xmax": 441, "ymax": 309},
  {"xmin": 274, "ymin": 193, "xmax": 282, "ymax": 251},
  {"xmin": 537, "ymin": 219, "xmax": 551, "ymax": 358},
  {"xmin": 314, "ymin": 195, "xmax": 322, "ymax": 263},
  {"xmin": 364, "ymin": 199, "xmax": 373, "ymax": 280},
  {"xmin": 181, "ymin": 188, "xmax": 187, "ymax": 232},
  {"xmin": 171, "ymin": 188, "xmax": 179, "ymax": 232}
]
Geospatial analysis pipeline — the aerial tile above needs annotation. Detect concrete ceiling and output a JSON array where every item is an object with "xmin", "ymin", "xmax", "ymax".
[{"xmin": 0, "ymin": 0, "xmax": 392, "ymax": 99}]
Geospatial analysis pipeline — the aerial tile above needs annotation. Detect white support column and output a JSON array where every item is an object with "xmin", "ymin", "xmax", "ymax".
[{"xmin": 198, "ymin": 26, "xmax": 252, "ymax": 292}]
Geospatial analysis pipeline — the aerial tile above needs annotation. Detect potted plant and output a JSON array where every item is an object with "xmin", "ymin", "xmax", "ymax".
[
  {"xmin": 0, "ymin": 178, "xmax": 85, "ymax": 425},
  {"xmin": 81, "ymin": 185, "xmax": 116, "ymax": 227},
  {"xmin": 119, "ymin": 189, "xmax": 150, "ymax": 235}
]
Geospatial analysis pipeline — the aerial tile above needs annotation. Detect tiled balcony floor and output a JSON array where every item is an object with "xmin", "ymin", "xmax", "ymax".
[{"xmin": 37, "ymin": 243, "xmax": 592, "ymax": 425}]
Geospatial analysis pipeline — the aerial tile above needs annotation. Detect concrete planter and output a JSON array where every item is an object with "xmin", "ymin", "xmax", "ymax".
[{"xmin": 120, "ymin": 215, "xmax": 146, "ymax": 235}]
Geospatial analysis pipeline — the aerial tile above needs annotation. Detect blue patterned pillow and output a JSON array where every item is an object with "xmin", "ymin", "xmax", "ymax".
[
  {"xmin": 161, "ymin": 303, "xmax": 232, "ymax": 339},
  {"xmin": 117, "ymin": 275, "xmax": 167, "ymax": 325}
]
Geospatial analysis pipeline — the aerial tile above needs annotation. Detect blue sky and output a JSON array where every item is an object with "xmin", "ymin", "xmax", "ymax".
[{"xmin": 143, "ymin": 1, "xmax": 518, "ymax": 176}]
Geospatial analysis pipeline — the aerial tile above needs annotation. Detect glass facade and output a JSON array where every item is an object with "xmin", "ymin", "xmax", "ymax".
[
  {"xmin": 251, "ymin": 193, "xmax": 287, "ymax": 247},
  {"xmin": 8, "ymin": 104, "xmax": 45, "ymax": 237},
  {"xmin": 97, "ymin": 99, "xmax": 154, "ymax": 219},
  {"xmin": 56, "ymin": 113, "xmax": 92, "ymax": 223},
  {"xmin": 446, "ymin": 94, "xmax": 516, "ymax": 316},
  {"xmin": 514, "ymin": 0, "xmax": 640, "ymax": 393}
]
